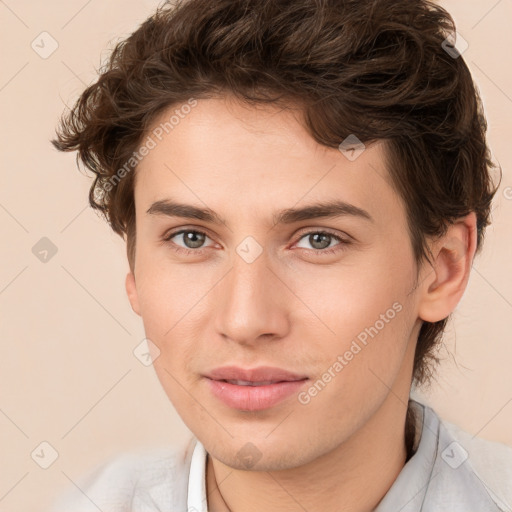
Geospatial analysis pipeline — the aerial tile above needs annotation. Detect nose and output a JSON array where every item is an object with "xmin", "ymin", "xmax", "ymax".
[{"xmin": 213, "ymin": 246, "xmax": 291, "ymax": 347}]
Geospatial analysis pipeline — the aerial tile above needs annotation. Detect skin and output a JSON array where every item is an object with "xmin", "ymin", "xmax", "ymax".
[{"xmin": 125, "ymin": 95, "xmax": 477, "ymax": 512}]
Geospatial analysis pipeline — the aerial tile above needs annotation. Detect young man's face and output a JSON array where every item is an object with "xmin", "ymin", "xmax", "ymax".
[{"xmin": 126, "ymin": 96, "xmax": 427, "ymax": 470}]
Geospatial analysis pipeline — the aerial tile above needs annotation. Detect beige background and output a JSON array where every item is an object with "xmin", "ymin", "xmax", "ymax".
[{"xmin": 0, "ymin": 1, "xmax": 511, "ymax": 511}]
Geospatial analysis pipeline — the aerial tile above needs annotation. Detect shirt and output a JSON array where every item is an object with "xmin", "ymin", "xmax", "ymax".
[{"xmin": 51, "ymin": 399, "xmax": 512, "ymax": 511}]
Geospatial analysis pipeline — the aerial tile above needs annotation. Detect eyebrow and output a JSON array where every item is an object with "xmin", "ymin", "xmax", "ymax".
[{"xmin": 146, "ymin": 199, "xmax": 374, "ymax": 226}]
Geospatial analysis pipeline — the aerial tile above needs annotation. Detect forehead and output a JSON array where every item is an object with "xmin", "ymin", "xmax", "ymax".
[{"xmin": 133, "ymin": 97, "xmax": 404, "ymax": 229}]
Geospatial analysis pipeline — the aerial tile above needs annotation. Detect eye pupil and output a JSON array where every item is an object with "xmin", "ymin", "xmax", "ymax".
[{"xmin": 310, "ymin": 233, "xmax": 331, "ymax": 250}]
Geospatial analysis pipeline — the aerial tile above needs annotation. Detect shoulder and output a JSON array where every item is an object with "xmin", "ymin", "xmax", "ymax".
[
  {"xmin": 51, "ymin": 436, "xmax": 197, "ymax": 512},
  {"xmin": 413, "ymin": 400, "xmax": 512, "ymax": 512},
  {"xmin": 439, "ymin": 415, "xmax": 512, "ymax": 509}
]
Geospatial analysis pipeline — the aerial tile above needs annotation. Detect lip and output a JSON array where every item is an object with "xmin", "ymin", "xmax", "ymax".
[
  {"xmin": 204, "ymin": 365, "xmax": 308, "ymax": 383},
  {"xmin": 204, "ymin": 366, "xmax": 309, "ymax": 411}
]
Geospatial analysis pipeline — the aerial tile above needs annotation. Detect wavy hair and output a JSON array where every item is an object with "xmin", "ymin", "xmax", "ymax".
[{"xmin": 52, "ymin": 0, "xmax": 500, "ymax": 392}]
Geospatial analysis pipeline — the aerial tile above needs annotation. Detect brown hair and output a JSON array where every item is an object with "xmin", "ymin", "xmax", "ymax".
[{"xmin": 51, "ymin": 0, "xmax": 500, "ymax": 391}]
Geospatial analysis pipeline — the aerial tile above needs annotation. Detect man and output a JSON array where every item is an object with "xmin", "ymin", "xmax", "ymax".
[{"xmin": 51, "ymin": 0, "xmax": 512, "ymax": 510}]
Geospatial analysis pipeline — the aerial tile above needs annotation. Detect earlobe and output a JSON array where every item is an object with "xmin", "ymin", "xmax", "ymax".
[
  {"xmin": 125, "ymin": 272, "xmax": 141, "ymax": 316},
  {"xmin": 417, "ymin": 212, "xmax": 477, "ymax": 323}
]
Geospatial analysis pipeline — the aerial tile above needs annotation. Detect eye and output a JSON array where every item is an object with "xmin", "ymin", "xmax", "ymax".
[
  {"xmin": 162, "ymin": 229, "xmax": 215, "ymax": 255},
  {"xmin": 161, "ymin": 228, "xmax": 351, "ymax": 257},
  {"xmin": 294, "ymin": 230, "xmax": 349, "ymax": 255}
]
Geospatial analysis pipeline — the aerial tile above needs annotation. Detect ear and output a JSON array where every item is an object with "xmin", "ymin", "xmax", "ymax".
[
  {"xmin": 417, "ymin": 212, "xmax": 478, "ymax": 323},
  {"xmin": 125, "ymin": 271, "xmax": 141, "ymax": 316}
]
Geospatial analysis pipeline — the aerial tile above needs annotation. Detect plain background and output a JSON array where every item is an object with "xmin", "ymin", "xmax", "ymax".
[{"xmin": 0, "ymin": 1, "xmax": 511, "ymax": 511}]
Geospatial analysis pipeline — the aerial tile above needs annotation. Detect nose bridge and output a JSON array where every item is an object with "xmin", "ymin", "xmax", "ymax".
[{"xmin": 213, "ymin": 242, "xmax": 289, "ymax": 344}]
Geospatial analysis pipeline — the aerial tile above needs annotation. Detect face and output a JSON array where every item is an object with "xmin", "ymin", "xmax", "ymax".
[{"xmin": 126, "ymin": 96, "xmax": 426, "ymax": 470}]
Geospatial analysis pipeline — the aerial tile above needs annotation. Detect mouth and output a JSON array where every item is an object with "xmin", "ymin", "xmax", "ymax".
[
  {"xmin": 218, "ymin": 379, "xmax": 292, "ymax": 386},
  {"xmin": 203, "ymin": 366, "xmax": 309, "ymax": 411},
  {"xmin": 204, "ymin": 365, "xmax": 308, "ymax": 383}
]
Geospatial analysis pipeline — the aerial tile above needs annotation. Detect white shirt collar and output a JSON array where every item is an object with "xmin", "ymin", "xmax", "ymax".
[{"xmin": 188, "ymin": 437, "xmax": 208, "ymax": 512}]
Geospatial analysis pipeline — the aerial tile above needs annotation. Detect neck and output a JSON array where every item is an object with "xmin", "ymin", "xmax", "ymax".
[{"xmin": 206, "ymin": 393, "xmax": 413, "ymax": 512}]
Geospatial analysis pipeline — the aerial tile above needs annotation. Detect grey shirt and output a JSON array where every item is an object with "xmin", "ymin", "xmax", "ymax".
[{"xmin": 52, "ymin": 400, "xmax": 512, "ymax": 511}]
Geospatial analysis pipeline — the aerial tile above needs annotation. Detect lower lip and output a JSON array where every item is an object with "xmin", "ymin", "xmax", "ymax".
[{"xmin": 206, "ymin": 378, "xmax": 309, "ymax": 411}]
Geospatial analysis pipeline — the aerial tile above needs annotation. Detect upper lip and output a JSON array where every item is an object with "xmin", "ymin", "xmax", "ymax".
[{"xmin": 205, "ymin": 366, "xmax": 308, "ymax": 383}]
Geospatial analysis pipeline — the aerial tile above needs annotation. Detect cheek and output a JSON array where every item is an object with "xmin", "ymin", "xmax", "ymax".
[
  {"xmin": 293, "ymin": 291, "xmax": 412, "ymax": 434},
  {"xmin": 294, "ymin": 259, "xmax": 409, "ymax": 344},
  {"xmin": 133, "ymin": 263, "xmax": 209, "ymax": 374},
  {"xmin": 134, "ymin": 260, "xmax": 206, "ymax": 339},
  {"xmin": 291, "ymin": 256, "xmax": 414, "ymax": 388}
]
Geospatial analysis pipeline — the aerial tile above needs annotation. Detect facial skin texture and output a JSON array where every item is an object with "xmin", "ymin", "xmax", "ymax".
[{"xmin": 125, "ymin": 96, "xmax": 477, "ymax": 512}]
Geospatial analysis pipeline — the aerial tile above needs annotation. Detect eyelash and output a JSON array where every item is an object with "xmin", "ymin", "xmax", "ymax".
[{"xmin": 161, "ymin": 228, "xmax": 350, "ymax": 256}]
